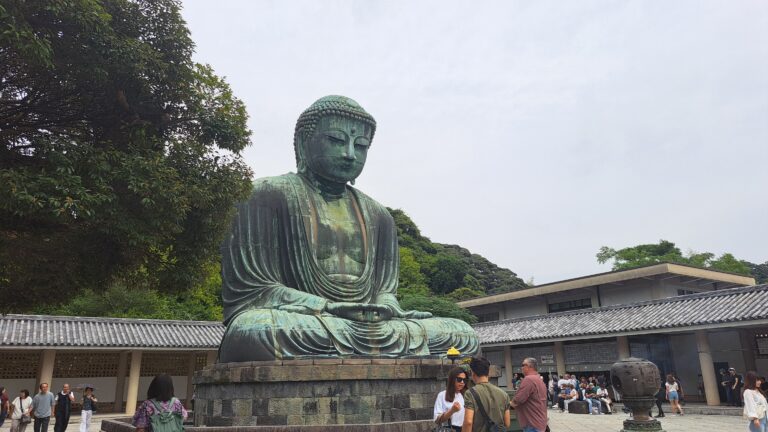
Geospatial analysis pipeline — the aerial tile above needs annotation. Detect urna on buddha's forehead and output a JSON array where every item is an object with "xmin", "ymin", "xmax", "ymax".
[{"xmin": 294, "ymin": 95, "xmax": 377, "ymax": 139}]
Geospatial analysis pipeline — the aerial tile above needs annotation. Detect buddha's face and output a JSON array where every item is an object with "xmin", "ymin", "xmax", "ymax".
[{"xmin": 302, "ymin": 115, "xmax": 372, "ymax": 184}]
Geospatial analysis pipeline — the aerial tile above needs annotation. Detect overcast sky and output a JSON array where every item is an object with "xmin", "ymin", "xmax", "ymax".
[{"xmin": 180, "ymin": 0, "xmax": 767, "ymax": 284}]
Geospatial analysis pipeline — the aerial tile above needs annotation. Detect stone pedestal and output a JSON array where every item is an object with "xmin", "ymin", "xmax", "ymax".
[{"xmin": 193, "ymin": 358, "xmax": 482, "ymax": 427}]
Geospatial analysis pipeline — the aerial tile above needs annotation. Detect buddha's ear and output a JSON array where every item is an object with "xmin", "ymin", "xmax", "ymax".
[{"xmin": 296, "ymin": 132, "xmax": 308, "ymax": 174}]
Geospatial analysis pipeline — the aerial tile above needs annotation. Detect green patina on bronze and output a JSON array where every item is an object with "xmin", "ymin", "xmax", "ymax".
[{"xmin": 218, "ymin": 96, "xmax": 479, "ymax": 361}]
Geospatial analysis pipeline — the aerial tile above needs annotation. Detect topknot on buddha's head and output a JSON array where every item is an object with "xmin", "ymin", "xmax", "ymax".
[{"xmin": 293, "ymin": 96, "xmax": 377, "ymax": 167}]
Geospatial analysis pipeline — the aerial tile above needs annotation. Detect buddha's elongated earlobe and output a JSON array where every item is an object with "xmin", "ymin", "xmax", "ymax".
[{"xmin": 296, "ymin": 135, "xmax": 308, "ymax": 174}]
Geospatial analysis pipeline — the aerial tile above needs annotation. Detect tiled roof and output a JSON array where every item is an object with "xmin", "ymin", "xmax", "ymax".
[
  {"xmin": 473, "ymin": 284, "xmax": 768, "ymax": 345},
  {"xmin": 0, "ymin": 314, "xmax": 224, "ymax": 349}
]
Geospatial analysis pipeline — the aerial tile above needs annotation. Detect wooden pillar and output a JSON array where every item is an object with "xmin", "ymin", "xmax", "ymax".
[
  {"xmin": 503, "ymin": 346, "xmax": 513, "ymax": 388},
  {"xmin": 37, "ymin": 349, "xmax": 56, "ymax": 389},
  {"xmin": 114, "ymin": 351, "xmax": 129, "ymax": 413},
  {"xmin": 554, "ymin": 341, "xmax": 566, "ymax": 377},
  {"xmin": 206, "ymin": 350, "xmax": 217, "ymax": 366},
  {"xmin": 696, "ymin": 330, "xmax": 721, "ymax": 406},
  {"xmin": 186, "ymin": 353, "xmax": 197, "ymax": 409},
  {"xmin": 125, "ymin": 350, "xmax": 142, "ymax": 415},
  {"xmin": 617, "ymin": 335, "xmax": 630, "ymax": 359}
]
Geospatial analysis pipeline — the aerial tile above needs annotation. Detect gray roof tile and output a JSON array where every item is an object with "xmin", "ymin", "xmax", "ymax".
[
  {"xmin": 473, "ymin": 284, "xmax": 768, "ymax": 345},
  {"xmin": 0, "ymin": 314, "xmax": 224, "ymax": 349}
]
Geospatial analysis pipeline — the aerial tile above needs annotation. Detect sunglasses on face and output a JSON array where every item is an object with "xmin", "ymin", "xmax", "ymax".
[{"xmin": 455, "ymin": 377, "xmax": 467, "ymax": 383}]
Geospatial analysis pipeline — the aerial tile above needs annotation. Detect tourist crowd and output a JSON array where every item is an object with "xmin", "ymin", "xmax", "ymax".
[
  {"xmin": 0, "ymin": 382, "xmax": 96, "ymax": 432},
  {"xmin": 433, "ymin": 356, "xmax": 548, "ymax": 432},
  {"xmin": 1, "ymin": 374, "xmax": 185, "ymax": 432},
  {"xmin": 548, "ymin": 373, "xmax": 613, "ymax": 415}
]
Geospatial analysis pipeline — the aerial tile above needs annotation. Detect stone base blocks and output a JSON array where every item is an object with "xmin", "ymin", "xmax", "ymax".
[{"xmin": 193, "ymin": 358, "xmax": 475, "ymax": 427}]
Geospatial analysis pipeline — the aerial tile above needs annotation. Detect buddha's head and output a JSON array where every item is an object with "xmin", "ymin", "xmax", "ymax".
[{"xmin": 294, "ymin": 96, "xmax": 377, "ymax": 184}]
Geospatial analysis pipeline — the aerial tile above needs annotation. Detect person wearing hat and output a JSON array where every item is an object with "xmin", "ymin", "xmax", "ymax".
[{"xmin": 79, "ymin": 387, "xmax": 97, "ymax": 432}]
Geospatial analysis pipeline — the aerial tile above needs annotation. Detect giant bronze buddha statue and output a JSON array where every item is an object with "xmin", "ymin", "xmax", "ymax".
[{"xmin": 218, "ymin": 96, "xmax": 478, "ymax": 361}]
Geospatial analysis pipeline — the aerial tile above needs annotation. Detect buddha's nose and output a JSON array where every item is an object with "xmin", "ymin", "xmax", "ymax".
[{"xmin": 343, "ymin": 141, "xmax": 356, "ymax": 160}]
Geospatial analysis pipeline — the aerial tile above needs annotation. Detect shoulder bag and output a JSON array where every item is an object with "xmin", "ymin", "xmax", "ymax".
[
  {"xmin": 20, "ymin": 398, "xmax": 32, "ymax": 424},
  {"xmin": 469, "ymin": 387, "xmax": 505, "ymax": 432}
]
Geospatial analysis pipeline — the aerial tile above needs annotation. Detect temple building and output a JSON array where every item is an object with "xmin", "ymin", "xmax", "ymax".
[
  {"xmin": 459, "ymin": 262, "xmax": 763, "ymax": 405},
  {"xmin": 0, "ymin": 315, "xmax": 222, "ymax": 414}
]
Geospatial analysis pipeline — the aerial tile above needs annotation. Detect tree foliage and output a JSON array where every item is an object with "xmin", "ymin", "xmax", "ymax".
[
  {"xmin": 38, "ymin": 261, "xmax": 224, "ymax": 321},
  {"xmin": 0, "ymin": 0, "xmax": 252, "ymax": 310},
  {"xmin": 399, "ymin": 294, "xmax": 477, "ymax": 324},
  {"xmin": 597, "ymin": 240, "xmax": 758, "ymax": 278}
]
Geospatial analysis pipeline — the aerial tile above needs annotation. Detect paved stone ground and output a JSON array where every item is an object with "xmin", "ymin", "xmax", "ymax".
[
  {"xmin": 0, "ymin": 413, "xmax": 112, "ymax": 432},
  {"xmin": 547, "ymin": 408, "xmax": 745, "ymax": 432},
  {"xmin": 0, "ymin": 411, "xmax": 746, "ymax": 432}
]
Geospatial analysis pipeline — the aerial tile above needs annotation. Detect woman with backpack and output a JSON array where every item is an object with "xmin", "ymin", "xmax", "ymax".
[{"xmin": 132, "ymin": 374, "xmax": 187, "ymax": 432}]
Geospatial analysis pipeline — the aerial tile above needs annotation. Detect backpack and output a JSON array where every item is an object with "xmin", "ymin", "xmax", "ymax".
[{"xmin": 149, "ymin": 397, "xmax": 184, "ymax": 432}]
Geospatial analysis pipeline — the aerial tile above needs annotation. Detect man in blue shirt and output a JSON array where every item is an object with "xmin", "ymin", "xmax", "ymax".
[{"xmin": 31, "ymin": 383, "xmax": 55, "ymax": 432}]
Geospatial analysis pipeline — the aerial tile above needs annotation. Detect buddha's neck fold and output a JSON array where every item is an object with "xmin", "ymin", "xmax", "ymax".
[{"xmin": 300, "ymin": 171, "xmax": 348, "ymax": 200}]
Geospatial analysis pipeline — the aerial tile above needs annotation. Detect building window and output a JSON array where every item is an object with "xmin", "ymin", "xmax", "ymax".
[
  {"xmin": 756, "ymin": 334, "xmax": 768, "ymax": 357},
  {"xmin": 476, "ymin": 311, "xmax": 500, "ymax": 323},
  {"xmin": 677, "ymin": 289, "xmax": 697, "ymax": 296},
  {"xmin": 548, "ymin": 298, "xmax": 591, "ymax": 313}
]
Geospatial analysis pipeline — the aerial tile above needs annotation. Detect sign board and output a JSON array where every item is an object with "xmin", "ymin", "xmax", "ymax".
[{"xmin": 540, "ymin": 354, "xmax": 554, "ymax": 365}]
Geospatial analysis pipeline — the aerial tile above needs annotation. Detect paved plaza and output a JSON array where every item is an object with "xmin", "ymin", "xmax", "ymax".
[
  {"xmin": 0, "ymin": 411, "xmax": 748, "ymax": 432},
  {"xmin": 547, "ymin": 409, "xmax": 744, "ymax": 432}
]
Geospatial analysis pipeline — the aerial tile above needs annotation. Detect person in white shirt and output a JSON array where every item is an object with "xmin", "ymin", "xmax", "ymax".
[
  {"xmin": 743, "ymin": 371, "xmax": 768, "ymax": 432},
  {"xmin": 434, "ymin": 367, "xmax": 467, "ymax": 432},
  {"xmin": 561, "ymin": 384, "xmax": 579, "ymax": 413},
  {"xmin": 10, "ymin": 389, "xmax": 32, "ymax": 432},
  {"xmin": 665, "ymin": 374, "xmax": 684, "ymax": 416}
]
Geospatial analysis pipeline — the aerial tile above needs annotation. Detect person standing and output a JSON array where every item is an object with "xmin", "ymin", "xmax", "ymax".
[
  {"xmin": 1, "ymin": 386, "xmax": 9, "ymax": 428},
  {"xmin": 510, "ymin": 358, "xmax": 548, "ymax": 432},
  {"xmin": 10, "ymin": 390, "xmax": 32, "ymax": 432},
  {"xmin": 434, "ymin": 367, "xmax": 468, "ymax": 431},
  {"xmin": 743, "ymin": 371, "xmax": 768, "ymax": 432},
  {"xmin": 548, "ymin": 374, "xmax": 558, "ymax": 408},
  {"xmin": 462, "ymin": 357, "xmax": 510, "ymax": 432},
  {"xmin": 79, "ymin": 387, "xmax": 97, "ymax": 432},
  {"xmin": 131, "ymin": 374, "xmax": 186, "ymax": 432},
  {"xmin": 724, "ymin": 369, "xmax": 736, "ymax": 406},
  {"xmin": 30, "ymin": 383, "xmax": 54, "ymax": 432},
  {"xmin": 53, "ymin": 384, "xmax": 75, "ymax": 432},
  {"xmin": 665, "ymin": 374, "xmax": 684, "ymax": 416}
]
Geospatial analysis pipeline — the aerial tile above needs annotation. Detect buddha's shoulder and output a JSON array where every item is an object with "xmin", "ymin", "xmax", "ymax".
[
  {"xmin": 249, "ymin": 173, "xmax": 302, "ymax": 197},
  {"xmin": 349, "ymin": 186, "xmax": 393, "ymax": 222}
]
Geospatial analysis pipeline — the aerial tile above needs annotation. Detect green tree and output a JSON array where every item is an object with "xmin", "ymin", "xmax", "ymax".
[
  {"xmin": 40, "ymin": 261, "xmax": 224, "ymax": 321},
  {"xmin": 596, "ymin": 240, "xmax": 684, "ymax": 270},
  {"xmin": 425, "ymin": 253, "xmax": 468, "ymax": 294},
  {"xmin": 0, "ymin": 0, "xmax": 252, "ymax": 310},
  {"xmin": 597, "ymin": 240, "xmax": 753, "ymax": 277},
  {"xmin": 399, "ymin": 294, "xmax": 477, "ymax": 324},
  {"xmin": 447, "ymin": 287, "xmax": 485, "ymax": 302},
  {"xmin": 397, "ymin": 247, "xmax": 430, "ymax": 298},
  {"xmin": 746, "ymin": 261, "xmax": 768, "ymax": 284}
]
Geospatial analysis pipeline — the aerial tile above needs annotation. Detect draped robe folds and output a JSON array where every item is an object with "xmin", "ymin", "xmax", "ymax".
[{"xmin": 218, "ymin": 173, "xmax": 479, "ymax": 361}]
